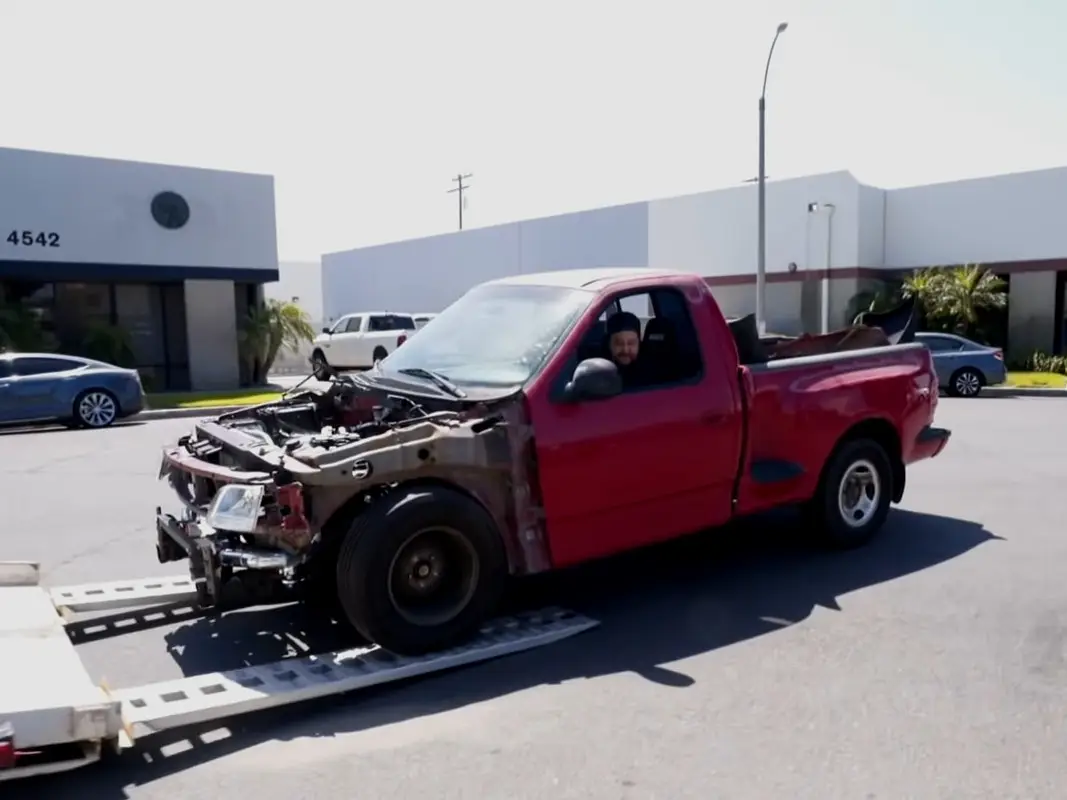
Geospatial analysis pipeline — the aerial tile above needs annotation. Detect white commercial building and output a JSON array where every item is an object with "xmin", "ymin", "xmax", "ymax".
[
  {"xmin": 320, "ymin": 167, "xmax": 1067, "ymax": 359},
  {"xmin": 0, "ymin": 147, "xmax": 278, "ymax": 390}
]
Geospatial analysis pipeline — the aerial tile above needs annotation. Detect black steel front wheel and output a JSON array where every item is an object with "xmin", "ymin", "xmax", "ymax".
[{"xmin": 335, "ymin": 486, "xmax": 507, "ymax": 655}]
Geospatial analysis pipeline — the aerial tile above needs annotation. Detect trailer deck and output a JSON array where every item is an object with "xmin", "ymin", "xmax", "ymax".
[{"xmin": 0, "ymin": 561, "xmax": 598, "ymax": 781}]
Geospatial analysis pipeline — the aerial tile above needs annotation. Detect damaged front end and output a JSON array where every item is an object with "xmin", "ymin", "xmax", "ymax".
[
  {"xmin": 156, "ymin": 415, "xmax": 320, "ymax": 607},
  {"xmin": 155, "ymin": 375, "xmax": 545, "ymax": 611}
]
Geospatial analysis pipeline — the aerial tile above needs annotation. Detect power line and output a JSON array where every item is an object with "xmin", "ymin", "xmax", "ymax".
[{"xmin": 447, "ymin": 173, "xmax": 472, "ymax": 230}]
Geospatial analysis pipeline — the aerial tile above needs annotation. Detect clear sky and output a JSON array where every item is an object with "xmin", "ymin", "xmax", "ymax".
[{"xmin": 3, "ymin": 0, "xmax": 1065, "ymax": 260}]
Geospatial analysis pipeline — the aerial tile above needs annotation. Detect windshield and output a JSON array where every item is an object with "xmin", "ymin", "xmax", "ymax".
[{"xmin": 379, "ymin": 282, "xmax": 593, "ymax": 387}]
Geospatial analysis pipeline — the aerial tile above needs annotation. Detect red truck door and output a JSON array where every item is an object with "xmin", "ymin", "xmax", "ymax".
[{"xmin": 524, "ymin": 283, "xmax": 744, "ymax": 568}]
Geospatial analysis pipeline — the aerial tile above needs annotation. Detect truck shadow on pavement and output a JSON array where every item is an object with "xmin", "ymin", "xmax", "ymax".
[{"xmin": 17, "ymin": 508, "xmax": 999, "ymax": 798}]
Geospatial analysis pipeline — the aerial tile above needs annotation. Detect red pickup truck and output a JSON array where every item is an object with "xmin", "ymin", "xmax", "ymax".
[{"xmin": 157, "ymin": 267, "xmax": 950, "ymax": 655}]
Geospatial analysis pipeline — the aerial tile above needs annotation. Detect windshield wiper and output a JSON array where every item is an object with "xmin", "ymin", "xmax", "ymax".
[{"xmin": 396, "ymin": 367, "xmax": 467, "ymax": 398}]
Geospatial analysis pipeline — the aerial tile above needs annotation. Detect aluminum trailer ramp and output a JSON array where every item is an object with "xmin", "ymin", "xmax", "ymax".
[{"xmin": 0, "ymin": 560, "xmax": 598, "ymax": 781}]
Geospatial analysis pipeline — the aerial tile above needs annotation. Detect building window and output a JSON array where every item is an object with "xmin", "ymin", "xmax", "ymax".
[
  {"xmin": 150, "ymin": 191, "xmax": 191, "ymax": 230},
  {"xmin": 0, "ymin": 278, "xmax": 192, "ymax": 391}
]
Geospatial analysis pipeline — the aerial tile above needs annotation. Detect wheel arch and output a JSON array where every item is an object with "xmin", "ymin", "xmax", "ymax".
[
  {"xmin": 318, "ymin": 477, "xmax": 517, "ymax": 568},
  {"xmin": 823, "ymin": 417, "xmax": 905, "ymax": 503},
  {"xmin": 72, "ymin": 386, "xmax": 123, "ymax": 418}
]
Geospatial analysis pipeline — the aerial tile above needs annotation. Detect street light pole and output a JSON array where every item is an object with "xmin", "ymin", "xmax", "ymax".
[{"xmin": 755, "ymin": 21, "xmax": 789, "ymax": 336}]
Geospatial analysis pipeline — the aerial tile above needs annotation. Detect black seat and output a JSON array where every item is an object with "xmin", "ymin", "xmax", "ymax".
[
  {"xmin": 641, "ymin": 317, "xmax": 683, "ymax": 382},
  {"xmin": 727, "ymin": 314, "xmax": 769, "ymax": 364}
]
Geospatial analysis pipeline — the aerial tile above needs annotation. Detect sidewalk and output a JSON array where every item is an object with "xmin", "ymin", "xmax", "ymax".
[{"xmin": 134, "ymin": 374, "xmax": 322, "ymax": 421}]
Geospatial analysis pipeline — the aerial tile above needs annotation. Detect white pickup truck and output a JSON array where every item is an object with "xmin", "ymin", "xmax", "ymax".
[{"xmin": 310, "ymin": 312, "xmax": 416, "ymax": 377}]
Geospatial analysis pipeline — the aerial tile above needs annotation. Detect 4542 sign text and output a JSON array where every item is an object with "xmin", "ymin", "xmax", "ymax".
[{"xmin": 6, "ymin": 230, "xmax": 61, "ymax": 248}]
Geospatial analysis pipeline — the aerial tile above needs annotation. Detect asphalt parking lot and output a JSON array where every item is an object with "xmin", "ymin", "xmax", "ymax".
[{"xmin": 3, "ymin": 397, "xmax": 1065, "ymax": 799}]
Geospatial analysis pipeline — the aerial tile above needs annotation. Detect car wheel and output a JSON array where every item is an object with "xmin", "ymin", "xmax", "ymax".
[
  {"xmin": 73, "ymin": 389, "xmax": 120, "ymax": 429},
  {"xmin": 372, "ymin": 346, "xmax": 388, "ymax": 365},
  {"xmin": 311, "ymin": 349, "xmax": 331, "ymax": 381},
  {"xmin": 948, "ymin": 367, "xmax": 983, "ymax": 397},
  {"xmin": 806, "ymin": 438, "xmax": 893, "ymax": 549},
  {"xmin": 335, "ymin": 486, "xmax": 507, "ymax": 655}
]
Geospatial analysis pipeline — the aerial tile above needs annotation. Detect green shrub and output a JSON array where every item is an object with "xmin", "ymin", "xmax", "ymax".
[{"xmin": 1026, "ymin": 351, "xmax": 1067, "ymax": 375}]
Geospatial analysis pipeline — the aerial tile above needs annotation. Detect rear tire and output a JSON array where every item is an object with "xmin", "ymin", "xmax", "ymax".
[
  {"xmin": 948, "ymin": 367, "xmax": 983, "ymax": 397},
  {"xmin": 335, "ymin": 486, "xmax": 507, "ymax": 655},
  {"xmin": 805, "ymin": 438, "xmax": 893, "ymax": 549},
  {"xmin": 72, "ymin": 389, "xmax": 120, "ymax": 428},
  {"xmin": 311, "ymin": 349, "xmax": 331, "ymax": 381},
  {"xmin": 372, "ymin": 346, "xmax": 388, "ymax": 364}
]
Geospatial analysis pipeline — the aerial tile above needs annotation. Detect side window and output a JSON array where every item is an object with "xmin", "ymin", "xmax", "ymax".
[
  {"xmin": 645, "ymin": 288, "xmax": 703, "ymax": 384},
  {"xmin": 0, "ymin": 360, "xmax": 11, "ymax": 379},
  {"xmin": 13, "ymin": 357, "xmax": 83, "ymax": 376},
  {"xmin": 329, "ymin": 317, "xmax": 350, "ymax": 334},
  {"xmin": 922, "ymin": 336, "xmax": 961, "ymax": 352},
  {"xmin": 344, "ymin": 316, "xmax": 363, "ymax": 333},
  {"xmin": 579, "ymin": 287, "xmax": 703, "ymax": 391}
]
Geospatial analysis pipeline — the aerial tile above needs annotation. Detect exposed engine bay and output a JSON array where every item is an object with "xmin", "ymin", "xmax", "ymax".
[{"xmin": 155, "ymin": 371, "xmax": 522, "ymax": 609}]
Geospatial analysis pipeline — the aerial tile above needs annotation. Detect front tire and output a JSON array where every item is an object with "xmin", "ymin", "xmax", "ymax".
[
  {"xmin": 335, "ymin": 486, "xmax": 507, "ymax": 655},
  {"xmin": 948, "ymin": 367, "xmax": 983, "ymax": 397},
  {"xmin": 73, "ymin": 389, "xmax": 120, "ymax": 428},
  {"xmin": 311, "ymin": 349, "xmax": 331, "ymax": 381},
  {"xmin": 806, "ymin": 438, "xmax": 893, "ymax": 549}
]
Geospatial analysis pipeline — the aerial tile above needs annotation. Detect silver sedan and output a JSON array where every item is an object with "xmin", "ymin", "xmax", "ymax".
[
  {"xmin": 915, "ymin": 332, "xmax": 1007, "ymax": 397},
  {"xmin": 0, "ymin": 352, "xmax": 145, "ymax": 429}
]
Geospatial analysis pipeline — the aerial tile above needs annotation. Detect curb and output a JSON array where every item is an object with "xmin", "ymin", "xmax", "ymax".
[
  {"xmin": 981, "ymin": 386, "xmax": 1067, "ymax": 398},
  {"xmin": 132, "ymin": 405, "xmax": 250, "ymax": 421}
]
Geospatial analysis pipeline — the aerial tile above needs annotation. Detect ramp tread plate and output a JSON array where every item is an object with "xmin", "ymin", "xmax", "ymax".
[
  {"xmin": 50, "ymin": 575, "xmax": 197, "ymax": 613},
  {"xmin": 114, "ymin": 607, "xmax": 597, "ymax": 735}
]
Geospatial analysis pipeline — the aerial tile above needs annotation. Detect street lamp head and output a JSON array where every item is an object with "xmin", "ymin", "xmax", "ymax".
[{"xmin": 777, "ymin": 22, "xmax": 789, "ymax": 34}]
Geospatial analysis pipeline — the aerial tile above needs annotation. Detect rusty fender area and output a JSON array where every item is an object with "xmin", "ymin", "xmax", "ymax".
[{"xmin": 289, "ymin": 400, "xmax": 553, "ymax": 576}]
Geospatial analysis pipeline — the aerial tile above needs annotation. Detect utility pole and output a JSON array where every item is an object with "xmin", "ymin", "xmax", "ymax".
[
  {"xmin": 755, "ymin": 21, "xmax": 789, "ymax": 336},
  {"xmin": 447, "ymin": 173, "xmax": 473, "ymax": 230}
]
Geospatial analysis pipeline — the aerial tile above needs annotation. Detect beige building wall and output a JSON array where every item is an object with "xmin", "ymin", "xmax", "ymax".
[{"xmin": 184, "ymin": 278, "xmax": 240, "ymax": 390}]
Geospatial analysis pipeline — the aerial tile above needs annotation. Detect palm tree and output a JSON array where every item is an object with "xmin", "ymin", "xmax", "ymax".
[
  {"xmin": 934, "ymin": 264, "xmax": 1007, "ymax": 333},
  {"xmin": 901, "ymin": 268, "xmax": 947, "ymax": 315},
  {"xmin": 902, "ymin": 264, "xmax": 1006, "ymax": 336},
  {"xmin": 238, "ymin": 300, "xmax": 315, "ymax": 384}
]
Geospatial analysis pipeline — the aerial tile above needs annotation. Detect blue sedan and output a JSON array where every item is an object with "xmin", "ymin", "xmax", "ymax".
[
  {"xmin": 0, "ymin": 352, "xmax": 146, "ymax": 429},
  {"xmin": 915, "ymin": 332, "xmax": 1007, "ymax": 397}
]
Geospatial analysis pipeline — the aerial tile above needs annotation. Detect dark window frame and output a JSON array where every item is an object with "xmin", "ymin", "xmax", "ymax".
[{"xmin": 12, "ymin": 355, "xmax": 85, "ymax": 376}]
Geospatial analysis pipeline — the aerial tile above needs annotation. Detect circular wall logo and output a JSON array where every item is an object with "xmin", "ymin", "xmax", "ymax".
[{"xmin": 151, "ymin": 191, "xmax": 191, "ymax": 230}]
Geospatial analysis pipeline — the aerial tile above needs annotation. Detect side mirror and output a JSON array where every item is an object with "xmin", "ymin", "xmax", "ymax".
[
  {"xmin": 563, "ymin": 357, "xmax": 622, "ymax": 402},
  {"xmin": 321, "ymin": 327, "xmax": 332, "ymax": 335}
]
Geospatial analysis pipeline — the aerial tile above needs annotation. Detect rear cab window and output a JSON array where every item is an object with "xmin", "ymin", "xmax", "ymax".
[{"xmin": 369, "ymin": 314, "xmax": 416, "ymax": 332}]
